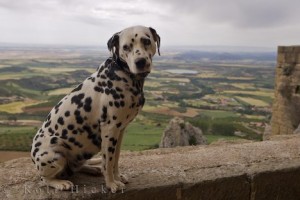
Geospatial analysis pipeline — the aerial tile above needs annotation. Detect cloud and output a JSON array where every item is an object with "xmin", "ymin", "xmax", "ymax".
[
  {"xmin": 152, "ymin": 0, "xmax": 300, "ymax": 29},
  {"xmin": 0, "ymin": 0, "xmax": 300, "ymax": 47}
]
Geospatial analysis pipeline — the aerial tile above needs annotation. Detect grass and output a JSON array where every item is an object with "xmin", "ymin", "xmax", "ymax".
[
  {"xmin": 0, "ymin": 125, "xmax": 36, "ymax": 151},
  {"xmin": 223, "ymin": 90, "xmax": 274, "ymax": 97},
  {"xmin": 236, "ymin": 96, "xmax": 269, "ymax": 107},
  {"xmin": 199, "ymin": 109, "xmax": 239, "ymax": 118},
  {"xmin": 122, "ymin": 122, "xmax": 164, "ymax": 151}
]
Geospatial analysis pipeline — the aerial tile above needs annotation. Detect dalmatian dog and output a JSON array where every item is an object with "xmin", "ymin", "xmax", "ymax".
[{"xmin": 31, "ymin": 25, "xmax": 160, "ymax": 193}]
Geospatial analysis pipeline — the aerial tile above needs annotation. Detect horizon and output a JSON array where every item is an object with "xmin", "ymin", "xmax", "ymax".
[{"xmin": 0, "ymin": 42, "xmax": 278, "ymax": 53}]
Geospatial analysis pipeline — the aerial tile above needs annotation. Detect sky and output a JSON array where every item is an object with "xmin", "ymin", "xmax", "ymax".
[{"xmin": 0, "ymin": 0, "xmax": 300, "ymax": 48}]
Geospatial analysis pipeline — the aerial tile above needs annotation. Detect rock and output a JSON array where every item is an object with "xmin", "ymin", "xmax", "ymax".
[
  {"xmin": 2, "ymin": 138, "xmax": 300, "ymax": 199},
  {"xmin": 159, "ymin": 117, "xmax": 207, "ymax": 148},
  {"xmin": 263, "ymin": 124, "xmax": 272, "ymax": 140},
  {"xmin": 294, "ymin": 124, "xmax": 300, "ymax": 134},
  {"xmin": 270, "ymin": 46, "xmax": 300, "ymax": 135}
]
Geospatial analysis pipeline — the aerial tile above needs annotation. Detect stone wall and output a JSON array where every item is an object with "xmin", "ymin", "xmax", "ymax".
[
  {"xmin": 270, "ymin": 46, "xmax": 300, "ymax": 135},
  {"xmin": 1, "ymin": 135, "xmax": 300, "ymax": 200}
]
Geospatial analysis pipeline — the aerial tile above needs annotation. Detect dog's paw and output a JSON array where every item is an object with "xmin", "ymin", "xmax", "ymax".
[
  {"xmin": 115, "ymin": 180, "xmax": 126, "ymax": 190},
  {"xmin": 106, "ymin": 181, "xmax": 119, "ymax": 193},
  {"xmin": 43, "ymin": 178, "xmax": 74, "ymax": 191}
]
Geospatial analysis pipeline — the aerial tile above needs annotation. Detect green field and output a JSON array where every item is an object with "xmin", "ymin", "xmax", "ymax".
[
  {"xmin": 0, "ymin": 46, "xmax": 275, "ymax": 152},
  {"xmin": 0, "ymin": 125, "xmax": 36, "ymax": 151}
]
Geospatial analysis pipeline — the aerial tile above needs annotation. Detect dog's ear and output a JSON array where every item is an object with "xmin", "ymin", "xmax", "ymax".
[
  {"xmin": 149, "ymin": 27, "xmax": 161, "ymax": 56},
  {"xmin": 107, "ymin": 32, "xmax": 120, "ymax": 59}
]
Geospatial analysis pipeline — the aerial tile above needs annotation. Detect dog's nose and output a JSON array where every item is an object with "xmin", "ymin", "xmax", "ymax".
[{"xmin": 135, "ymin": 58, "xmax": 147, "ymax": 70}]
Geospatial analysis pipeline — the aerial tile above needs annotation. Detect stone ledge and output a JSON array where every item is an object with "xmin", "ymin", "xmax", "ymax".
[{"xmin": 1, "ymin": 135, "xmax": 300, "ymax": 200}]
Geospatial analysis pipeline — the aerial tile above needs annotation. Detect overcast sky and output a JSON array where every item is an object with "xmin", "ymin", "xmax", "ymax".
[{"xmin": 0, "ymin": 0, "xmax": 299, "ymax": 48}]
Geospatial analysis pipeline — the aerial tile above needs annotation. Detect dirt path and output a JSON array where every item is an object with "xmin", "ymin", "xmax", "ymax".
[{"xmin": 0, "ymin": 151, "xmax": 30, "ymax": 162}]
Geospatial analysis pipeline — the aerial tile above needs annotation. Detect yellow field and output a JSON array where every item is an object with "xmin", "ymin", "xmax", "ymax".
[
  {"xmin": 197, "ymin": 72, "xmax": 221, "ymax": 78},
  {"xmin": 145, "ymin": 81, "xmax": 162, "ymax": 87},
  {"xmin": 227, "ymin": 77, "xmax": 255, "ymax": 80},
  {"xmin": 231, "ymin": 83, "xmax": 255, "ymax": 89},
  {"xmin": 0, "ymin": 99, "xmax": 46, "ymax": 113},
  {"xmin": 48, "ymin": 87, "xmax": 73, "ymax": 95},
  {"xmin": 0, "ymin": 74, "xmax": 23, "ymax": 80},
  {"xmin": 223, "ymin": 90, "xmax": 274, "ymax": 98},
  {"xmin": 29, "ymin": 67, "xmax": 95, "ymax": 74},
  {"xmin": 143, "ymin": 104, "xmax": 199, "ymax": 117},
  {"xmin": 157, "ymin": 77, "xmax": 190, "ymax": 83},
  {"xmin": 236, "ymin": 97, "xmax": 269, "ymax": 107}
]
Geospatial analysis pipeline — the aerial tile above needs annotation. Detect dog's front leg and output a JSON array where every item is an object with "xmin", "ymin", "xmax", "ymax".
[
  {"xmin": 101, "ymin": 126, "xmax": 125, "ymax": 193},
  {"xmin": 113, "ymin": 128, "xmax": 128, "ymax": 184}
]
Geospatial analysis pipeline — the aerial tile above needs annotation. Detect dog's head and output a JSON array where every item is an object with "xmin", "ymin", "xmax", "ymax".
[{"xmin": 107, "ymin": 26, "xmax": 160, "ymax": 77}]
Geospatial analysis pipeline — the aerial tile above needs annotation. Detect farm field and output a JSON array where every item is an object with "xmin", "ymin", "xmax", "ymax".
[{"xmin": 0, "ymin": 45, "xmax": 276, "ymax": 159}]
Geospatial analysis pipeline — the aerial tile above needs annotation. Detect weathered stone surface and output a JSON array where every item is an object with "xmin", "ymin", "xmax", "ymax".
[
  {"xmin": 270, "ymin": 46, "xmax": 300, "ymax": 136},
  {"xmin": 1, "ymin": 135, "xmax": 300, "ymax": 200},
  {"xmin": 159, "ymin": 117, "xmax": 207, "ymax": 148}
]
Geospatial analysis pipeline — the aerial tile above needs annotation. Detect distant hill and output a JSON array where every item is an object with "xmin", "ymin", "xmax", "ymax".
[{"xmin": 174, "ymin": 51, "xmax": 276, "ymax": 62}]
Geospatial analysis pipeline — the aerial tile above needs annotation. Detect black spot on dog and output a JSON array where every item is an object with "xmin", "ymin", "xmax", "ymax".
[
  {"xmin": 101, "ymin": 106, "xmax": 107, "ymax": 121},
  {"xmin": 113, "ymin": 116, "xmax": 117, "ymax": 120},
  {"xmin": 105, "ymin": 88, "xmax": 110, "ymax": 95},
  {"xmin": 135, "ymin": 34, "xmax": 138, "ymax": 37},
  {"xmin": 72, "ymin": 130, "xmax": 78, "ymax": 135},
  {"xmin": 61, "ymin": 129, "xmax": 68, "ymax": 139},
  {"xmin": 41, "ymin": 151, "xmax": 48, "ymax": 156},
  {"xmin": 57, "ymin": 117, "xmax": 64, "ymax": 125},
  {"xmin": 108, "ymin": 147, "xmax": 115, "ymax": 154},
  {"xmin": 94, "ymin": 86, "xmax": 104, "ymax": 93},
  {"xmin": 48, "ymin": 128, "xmax": 55, "ymax": 135},
  {"xmin": 84, "ymin": 97, "xmax": 92, "ymax": 112},
  {"xmin": 114, "ymin": 101, "xmax": 120, "ymax": 108},
  {"xmin": 46, "ymin": 113, "xmax": 51, "ymax": 121},
  {"xmin": 55, "ymin": 101, "xmax": 63, "ymax": 114},
  {"xmin": 34, "ymin": 142, "xmax": 42, "ymax": 147},
  {"xmin": 116, "ymin": 87, "xmax": 123, "ymax": 92},
  {"xmin": 44, "ymin": 120, "xmax": 51, "ymax": 128},
  {"xmin": 132, "ymin": 38, "xmax": 134, "ymax": 42},
  {"xmin": 62, "ymin": 142, "xmax": 72, "ymax": 150},
  {"xmin": 33, "ymin": 148, "xmax": 39, "ymax": 157},
  {"xmin": 74, "ymin": 110, "xmax": 84, "ymax": 124},
  {"xmin": 41, "ymin": 163, "xmax": 47, "ymax": 166},
  {"xmin": 65, "ymin": 111, "xmax": 70, "ymax": 117},
  {"xmin": 55, "ymin": 124, "xmax": 58, "ymax": 130},
  {"xmin": 116, "ymin": 122, "xmax": 122, "ymax": 128},
  {"xmin": 67, "ymin": 124, "xmax": 74, "ymax": 130},
  {"xmin": 109, "ymin": 137, "xmax": 118, "ymax": 146},
  {"xmin": 109, "ymin": 157, "xmax": 113, "ymax": 161},
  {"xmin": 68, "ymin": 137, "xmax": 76, "ymax": 143},
  {"xmin": 71, "ymin": 93, "xmax": 85, "ymax": 108},
  {"xmin": 100, "ymin": 74, "xmax": 106, "ymax": 79},
  {"xmin": 34, "ymin": 134, "xmax": 39, "ymax": 141},
  {"xmin": 50, "ymin": 137, "xmax": 58, "ymax": 144},
  {"xmin": 109, "ymin": 101, "xmax": 113, "ymax": 106},
  {"xmin": 107, "ymin": 80, "xmax": 113, "ymax": 88},
  {"xmin": 71, "ymin": 83, "xmax": 83, "ymax": 93}
]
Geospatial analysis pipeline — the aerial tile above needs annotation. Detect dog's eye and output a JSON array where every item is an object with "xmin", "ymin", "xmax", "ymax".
[
  {"xmin": 142, "ymin": 39, "xmax": 151, "ymax": 46},
  {"xmin": 123, "ymin": 45, "xmax": 130, "ymax": 51}
]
